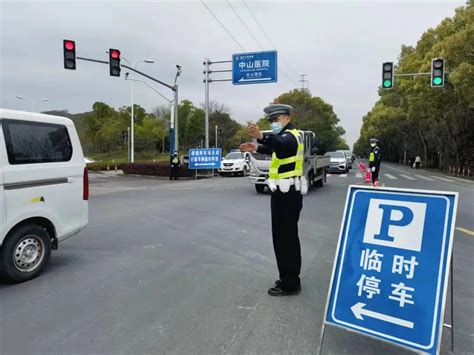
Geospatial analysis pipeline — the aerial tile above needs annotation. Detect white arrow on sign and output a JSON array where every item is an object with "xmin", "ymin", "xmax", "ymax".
[
  {"xmin": 238, "ymin": 77, "xmax": 273, "ymax": 82},
  {"xmin": 194, "ymin": 163, "xmax": 217, "ymax": 166},
  {"xmin": 351, "ymin": 302, "xmax": 414, "ymax": 329}
]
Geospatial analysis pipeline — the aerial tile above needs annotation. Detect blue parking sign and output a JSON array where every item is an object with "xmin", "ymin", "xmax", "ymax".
[
  {"xmin": 188, "ymin": 148, "xmax": 221, "ymax": 170},
  {"xmin": 324, "ymin": 186, "xmax": 458, "ymax": 354}
]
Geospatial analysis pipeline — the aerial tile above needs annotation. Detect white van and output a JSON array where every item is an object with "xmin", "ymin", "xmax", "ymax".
[{"xmin": 0, "ymin": 109, "xmax": 89, "ymax": 283}]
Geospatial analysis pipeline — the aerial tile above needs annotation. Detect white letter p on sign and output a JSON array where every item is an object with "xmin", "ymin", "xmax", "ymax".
[{"xmin": 363, "ymin": 199, "xmax": 427, "ymax": 251}]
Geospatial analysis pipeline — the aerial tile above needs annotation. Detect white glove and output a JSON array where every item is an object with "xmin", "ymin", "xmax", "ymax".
[
  {"xmin": 279, "ymin": 179, "xmax": 291, "ymax": 193},
  {"xmin": 267, "ymin": 179, "xmax": 277, "ymax": 192},
  {"xmin": 294, "ymin": 177, "xmax": 301, "ymax": 191},
  {"xmin": 300, "ymin": 176, "xmax": 308, "ymax": 195},
  {"xmin": 371, "ymin": 167, "xmax": 376, "ymax": 172}
]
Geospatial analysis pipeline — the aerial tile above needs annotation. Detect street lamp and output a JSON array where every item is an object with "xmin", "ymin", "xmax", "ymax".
[
  {"xmin": 105, "ymin": 51, "xmax": 154, "ymax": 163},
  {"xmin": 125, "ymin": 75, "xmax": 174, "ymax": 156},
  {"xmin": 16, "ymin": 96, "xmax": 48, "ymax": 112}
]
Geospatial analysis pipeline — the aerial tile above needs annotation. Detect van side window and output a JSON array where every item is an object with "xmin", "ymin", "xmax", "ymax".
[{"xmin": 2, "ymin": 119, "xmax": 73, "ymax": 164}]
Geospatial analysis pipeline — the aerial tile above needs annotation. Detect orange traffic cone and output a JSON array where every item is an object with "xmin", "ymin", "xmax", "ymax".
[
  {"xmin": 365, "ymin": 168, "xmax": 372, "ymax": 183},
  {"xmin": 359, "ymin": 162, "xmax": 366, "ymax": 172}
]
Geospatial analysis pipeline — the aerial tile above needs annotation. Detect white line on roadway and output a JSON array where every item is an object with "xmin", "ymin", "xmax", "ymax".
[
  {"xmin": 383, "ymin": 165, "xmax": 409, "ymax": 173},
  {"xmin": 356, "ymin": 173, "xmax": 362, "ymax": 178},
  {"xmin": 384, "ymin": 174, "xmax": 397, "ymax": 180},
  {"xmin": 339, "ymin": 174, "xmax": 347, "ymax": 178},
  {"xmin": 414, "ymin": 175, "xmax": 435, "ymax": 181},
  {"xmin": 430, "ymin": 176, "xmax": 456, "ymax": 183},
  {"xmin": 400, "ymin": 174, "xmax": 416, "ymax": 181}
]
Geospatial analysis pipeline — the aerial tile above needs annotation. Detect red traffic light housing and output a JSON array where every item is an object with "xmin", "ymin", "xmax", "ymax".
[
  {"xmin": 111, "ymin": 50, "xmax": 120, "ymax": 59},
  {"xmin": 109, "ymin": 48, "xmax": 121, "ymax": 77},
  {"xmin": 63, "ymin": 39, "xmax": 76, "ymax": 70}
]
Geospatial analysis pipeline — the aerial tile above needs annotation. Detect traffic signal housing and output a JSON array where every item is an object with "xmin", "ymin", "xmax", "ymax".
[
  {"xmin": 63, "ymin": 39, "xmax": 76, "ymax": 70},
  {"xmin": 431, "ymin": 58, "xmax": 445, "ymax": 88},
  {"xmin": 382, "ymin": 62, "xmax": 394, "ymax": 89},
  {"xmin": 109, "ymin": 49, "xmax": 121, "ymax": 77},
  {"xmin": 122, "ymin": 130, "xmax": 128, "ymax": 141}
]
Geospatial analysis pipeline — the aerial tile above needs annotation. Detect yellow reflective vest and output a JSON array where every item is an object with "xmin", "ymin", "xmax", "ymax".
[{"xmin": 269, "ymin": 129, "xmax": 304, "ymax": 179}]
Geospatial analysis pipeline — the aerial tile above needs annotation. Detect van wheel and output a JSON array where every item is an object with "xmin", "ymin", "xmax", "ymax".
[
  {"xmin": 242, "ymin": 166, "xmax": 249, "ymax": 176},
  {"xmin": 0, "ymin": 224, "xmax": 51, "ymax": 283},
  {"xmin": 255, "ymin": 184, "xmax": 265, "ymax": 193}
]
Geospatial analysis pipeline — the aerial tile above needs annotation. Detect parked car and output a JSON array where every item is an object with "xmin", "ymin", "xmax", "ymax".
[
  {"xmin": 219, "ymin": 151, "xmax": 250, "ymax": 176},
  {"xmin": 0, "ymin": 109, "xmax": 89, "ymax": 283},
  {"xmin": 325, "ymin": 151, "xmax": 349, "ymax": 173}
]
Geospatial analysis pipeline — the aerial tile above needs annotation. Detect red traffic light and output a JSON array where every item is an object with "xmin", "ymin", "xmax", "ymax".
[
  {"xmin": 111, "ymin": 50, "xmax": 120, "ymax": 59},
  {"xmin": 64, "ymin": 41, "xmax": 75, "ymax": 50}
]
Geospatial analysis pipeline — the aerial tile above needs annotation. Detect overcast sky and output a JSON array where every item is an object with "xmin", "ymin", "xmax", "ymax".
[{"xmin": 0, "ymin": 0, "xmax": 465, "ymax": 146}]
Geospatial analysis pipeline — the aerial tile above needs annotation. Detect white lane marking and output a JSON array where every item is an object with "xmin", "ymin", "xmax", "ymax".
[
  {"xmin": 430, "ymin": 176, "xmax": 456, "ymax": 183},
  {"xmin": 400, "ymin": 174, "xmax": 416, "ymax": 181},
  {"xmin": 356, "ymin": 173, "xmax": 362, "ymax": 178},
  {"xmin": 383, "ymin": 165, "xmax": 409, "ymax": 173},
  {"xmin": 384, "ymin": 174, "xmax": 397, "ymax": 180},
  {"xmin": 414, "ymin": 175, "xmax": 435, "ymax": 181},
  {"xmin": 327, "ymin": 174, "xmax": 332, "ymax": 177},
  {"xmin": 339, "ymin": 174, "xmax": 347, "ymax": 178}
]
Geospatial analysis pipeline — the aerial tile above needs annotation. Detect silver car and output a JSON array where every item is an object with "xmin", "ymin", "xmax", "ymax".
[{"xmin": 325, "ymin": 151, "xmax": 348, "ymax": 173}]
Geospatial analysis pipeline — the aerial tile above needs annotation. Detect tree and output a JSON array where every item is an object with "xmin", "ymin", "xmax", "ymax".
[
  {"xmin": 272, "ymin": 89, "xmax": 346, "ymax": 154},
  {"xmin": 354, "ymin": 2, "xmax": 474, "ymax": 170}
]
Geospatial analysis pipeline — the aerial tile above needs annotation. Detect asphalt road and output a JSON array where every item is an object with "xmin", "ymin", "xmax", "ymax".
[{"xmin": 1, "ymin": 162, "xmax": 472, "ymax": 355}]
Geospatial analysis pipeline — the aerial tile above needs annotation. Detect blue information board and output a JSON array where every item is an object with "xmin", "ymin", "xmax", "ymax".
[
  {"xmin": 188, "ymin": 148, "xmax": 221, "ymax": 169},
  {"xmin": 324, "ymin": 186, "xmax": 458, "ymax": 354},
  {"xmin": 232, "ymin": 50, "xmax": 277, "ymax": 85}
]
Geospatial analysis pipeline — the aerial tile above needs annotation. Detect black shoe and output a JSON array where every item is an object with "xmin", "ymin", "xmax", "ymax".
[
  {"xmin": 275, "ymin": 280, "xmax": 282, "ymax": 287},
  {"xmin": 268, "ymin": 285, "xmax": 301, "ymax": 296}
]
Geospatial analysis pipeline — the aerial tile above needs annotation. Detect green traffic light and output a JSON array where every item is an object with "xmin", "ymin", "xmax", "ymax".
[
  {"xmin": 383, "ymin": 80, "xmax": 392, "ymax": 88},
  {"xmin": 433, "ymin": 77, "xmax": 442, "ymax": 85}
]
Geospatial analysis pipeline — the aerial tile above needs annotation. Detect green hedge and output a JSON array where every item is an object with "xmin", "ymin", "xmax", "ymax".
[
  {"xmin": 121, "ymin": 162, "xmax": 193, "ymax": 178},
  {"xmin": 86, "ymin": 162, "xmax": 124, "ymax": 171}
]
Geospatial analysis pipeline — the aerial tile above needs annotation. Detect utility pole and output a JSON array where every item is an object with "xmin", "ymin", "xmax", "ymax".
[
  {"xmin": 204, "ymin": 58, "xmax": 210, "ymax": 149},
  {"xmin": 203, "ymin": 58, "xmax": 232, "ymax": 149},
  {"xmin": 299, "ymin": 74, "xmax": 308, "ymax": 91},
  {"xmin": 215, "ymin": 125, "xmax": 218, "ymax": 148}
]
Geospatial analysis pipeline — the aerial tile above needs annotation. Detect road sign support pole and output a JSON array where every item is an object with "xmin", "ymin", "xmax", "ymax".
[
  {"xmin": 317, "ymin": 321, "xmax": 327, "ymax": 355},
  {"xmin": 443, "ymin": 253, "xmax": 455, "ymax": 352},
  {"xmin": 204, "ymin": 58, "xmax": 210, "ymax": 149}
]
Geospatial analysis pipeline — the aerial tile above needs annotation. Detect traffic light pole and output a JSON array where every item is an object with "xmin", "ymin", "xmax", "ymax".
[
  {"xmin": 76, "ymin": 56, "xmax": 180, "ymax": 155},
  {"xmin": 395, "ymin": 72, "xmax": 431, "ymax": 77}
]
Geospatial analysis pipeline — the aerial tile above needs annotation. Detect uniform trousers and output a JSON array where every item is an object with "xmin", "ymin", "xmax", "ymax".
[
  {"xmin": 270, "ymin": 186, "xmax": 303, "ymax": 291},
  {"xmin": 370, "ymin": 164, "xmax": 380, "ymax": 183}
]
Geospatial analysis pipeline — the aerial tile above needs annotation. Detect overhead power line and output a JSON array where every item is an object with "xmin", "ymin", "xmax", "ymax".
[
  {"xmin": 201, "ymin": 0, "xmax": 245, "ymax": 51},
  {"xmin": 226, "ymin": 0, "xmax": 265, "ymax": 50},
  {"xmin": 227, "ymin": 0, "xmax": 298, "ymax": 89},
  {"xmin": 241, "ymin": 0, "xmax": 300, "ymax": 80},
  {"xmin": 201, "ymin": 0, "xmax": 295, "ymax": 92}
]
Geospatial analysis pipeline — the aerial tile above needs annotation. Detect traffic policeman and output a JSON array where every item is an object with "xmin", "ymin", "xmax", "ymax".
[
  {"xmin": 169, "ymin": 151, "xmax": 180, "ymax": 180},
  {"xmin": 369, "ymin": 138, "xmax": 382, "ymax": 186},
  {"xmin": 240, "ymin": 104, "xmax": 305, "ymax": 296}
]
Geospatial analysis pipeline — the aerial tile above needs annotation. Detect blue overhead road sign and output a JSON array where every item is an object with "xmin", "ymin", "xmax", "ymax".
[
  {"xmin": 232, "ymin": 50, "xmax": 277, "ymax": 85},
  {"xmin": 188, "ymin": 148, "xmax": 221, "ymax": 170},
  {"xmin": 324, "ymin": 186, "xmax": 458, "ymax": 354}
]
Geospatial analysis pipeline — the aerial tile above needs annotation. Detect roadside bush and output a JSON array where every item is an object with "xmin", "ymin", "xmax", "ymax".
[
  {"xmin": 121, "ymin": 162, "xmax": 193, "ymax": 178},
  {"xmin": 86, "ymin": 162, "xmax": 124, "ymax": 171}
]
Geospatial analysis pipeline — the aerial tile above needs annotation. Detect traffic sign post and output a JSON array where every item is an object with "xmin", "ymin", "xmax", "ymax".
[
  {"xmin": 232, "ymin": 50, "xmax": 277, "ymax": 85},
  {"xmin": 188, "ymin": 148, "xmax": 222, "ymax": 170},
  {"xmin": 320, "ymin": 186, "xmax": 458, "ymax": 354}
]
